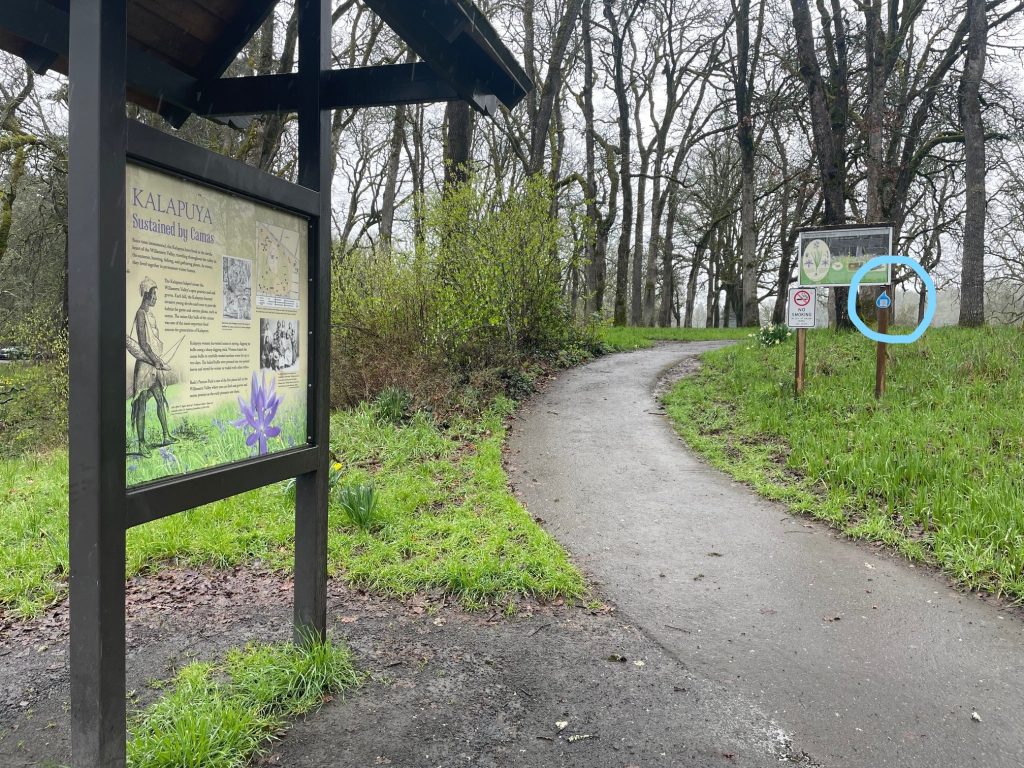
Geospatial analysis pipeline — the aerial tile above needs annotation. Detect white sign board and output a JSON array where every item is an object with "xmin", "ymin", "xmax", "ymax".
[{"xmin": 787, "ymin": 286, "xmax": 816, "ymax": 329}]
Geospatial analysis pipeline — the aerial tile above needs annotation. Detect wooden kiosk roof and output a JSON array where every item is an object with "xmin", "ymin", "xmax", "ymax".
[{"xmin": 0, "ymin": 0, "xmax": 531, "ymax": 124}]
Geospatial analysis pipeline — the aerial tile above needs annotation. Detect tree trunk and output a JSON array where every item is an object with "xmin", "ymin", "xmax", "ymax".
[
  {"xmin": 958, "ymin": 0, "xmax": 987, "ymax": 327},
  {"xmin": 790, "ymin": 0, "xmax": 852, "ymax": 329},
  {"xmin": 684, "ymin": 248, "xmax": 702, "ymax": 328},
  {"xmin": 706, "ymin": 243, "xmax": 718, "ymax": 328},
  {"xmin": 734, "ymin": 0, "xmax": 759, "ymax": 327},
  {"xmin": 527, "ymin": 0, "xmax": 587, "ymax": 175},
  {"xmin": 378, "ymin": 49, "xmax": 415, "ymax": 251},
  {"xmin": 605, "ymin": 0, "xmax": 633, "ymax": 326},
  {"xmin": 582, "ymin": 0, "xmax": 603, "ymax": 315},
  {"xmin": 658, "ymin": 185, "xmax": 678, "ymax": 327},
  {"xmin": 630, "ymin": 153, "xmax": 649, "ymax": 325},
  {"xmin": 643, "ymin": 169, "xmax": 663, "ymax": 327},
  {"xmin": 771, "ymin": 237, "xmax": 794, "ymax": 325},
  {"xmin": 443, "ymin": 101, "xmax": 474, "ymax": 190}
]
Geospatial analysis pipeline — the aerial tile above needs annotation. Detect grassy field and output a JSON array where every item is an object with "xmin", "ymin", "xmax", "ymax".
[
  {"xmin": 664, "ymin": 326, "xmax": 1024, "ymax": 599},
  {"xmin": 0, "ymin": 362, "xmax": 66, "ymax": 458},
  {"xmin": 597, "ymin": 325, "xmax": 750, "ymax": 352},
  {"xmin": 0, "ymin": 397, "xmax": 583, "ymax": 617}
]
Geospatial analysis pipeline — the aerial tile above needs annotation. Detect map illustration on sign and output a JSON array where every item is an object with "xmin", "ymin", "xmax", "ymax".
[{"xmin": 256, "ymin": 221, "xmax": 302, "ymax": 310}]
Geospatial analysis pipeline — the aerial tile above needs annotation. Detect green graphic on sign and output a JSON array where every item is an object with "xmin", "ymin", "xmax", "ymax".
[{"xmin": 798, "ymin": 227, "xmax": 892, "ymax": 287}]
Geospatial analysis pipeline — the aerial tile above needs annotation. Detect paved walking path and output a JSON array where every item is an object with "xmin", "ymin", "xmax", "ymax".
[{"xmin": 507, "ymin": 342, "xmax": 1024, "ymax": 768}]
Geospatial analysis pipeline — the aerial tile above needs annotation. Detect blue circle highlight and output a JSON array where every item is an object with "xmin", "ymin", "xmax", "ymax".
[{"xmin": 847, "ymin": 256, "xmax": 935, "ymax": 344}]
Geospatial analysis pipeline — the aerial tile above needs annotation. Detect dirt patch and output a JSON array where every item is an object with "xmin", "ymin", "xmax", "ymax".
[
  {"xmin": 1, "ymin": 567, "xmax": 791, "ymax": 768},
  {"xmin": 651, "ymin": 353, "xmax": 709, "ymax": 401}
]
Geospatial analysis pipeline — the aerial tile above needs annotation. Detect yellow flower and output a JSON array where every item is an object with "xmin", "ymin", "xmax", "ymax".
[{"xmin": 332, "ymin": 462, "xmax": 342, "ymax": 471}]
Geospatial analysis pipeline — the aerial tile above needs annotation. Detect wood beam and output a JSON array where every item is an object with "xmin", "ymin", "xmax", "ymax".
[{"xmin": 193, "ymin": 64, "xmax": 492, "ymax": 118}]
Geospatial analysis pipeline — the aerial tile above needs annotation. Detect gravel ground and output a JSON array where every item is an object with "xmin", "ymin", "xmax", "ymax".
[{"xmin": 1, "ymin": 567, "xmax": 801, "ymax": 767}]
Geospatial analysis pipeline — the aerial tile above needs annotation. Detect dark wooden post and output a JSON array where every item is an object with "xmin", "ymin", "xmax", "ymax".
[
  {"xmin": 875, "ymin": 295, "xmax": 889, "ymax": 399},
  {"xmin": 294, "ymin": 0, "xmax": 331, "ymax": 644},
  {"xmin": 67, "ymin": 0, "xmax": 128, "ymax": 765},
  {"xmin": 795, "ymin": 328, "xmax": 807, "ymax": 396}
]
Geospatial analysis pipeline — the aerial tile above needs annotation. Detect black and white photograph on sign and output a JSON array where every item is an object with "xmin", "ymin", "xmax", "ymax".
[
  {"xmin": 260, "ymin": 318, "xmax": 300, "ymax": 371},
  {"xmin": 222, "ymin": 256, "xmax": 252, "ymax": 321}
]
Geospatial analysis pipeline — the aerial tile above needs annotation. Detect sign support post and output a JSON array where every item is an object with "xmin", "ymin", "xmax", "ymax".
[
  {"xmin": 874, "ymin": 286, "xmax": 891, "ymax": 399},
  {"xmin": 795, "ymin": 328, "xmax": 807, "ymax": 396},
  {"xmin": 294, "ymin": 0, "xmax": 331, "ymax": 646},
  {"xmin": 67, "ymin": 1, "xmax": 128, "ymax": 765},
  {"xmin": 787, "ymin": 286, "xmax": 815, "ymax": 396}
]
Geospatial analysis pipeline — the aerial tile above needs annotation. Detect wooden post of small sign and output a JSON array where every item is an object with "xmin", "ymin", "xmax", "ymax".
[
  {"xmin": 874, "ymin": 288, "xmax": 890, "ymax": 399},
  {"xmin": 795, "ymin": 328, "xmax": 807, "ymax": 396},
  {"xmin": 788, "ymin": 285, "xmax": 815, "ymax": 397}
]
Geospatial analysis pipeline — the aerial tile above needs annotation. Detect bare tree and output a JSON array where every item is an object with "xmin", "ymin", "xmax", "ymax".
[
  {"xmin": 731, "ymin": 0, "xmax": 766, "ymax": 326},
  {"xmin": 603, "ymin": 0, "xmax": 641, "ymax": 325},
  {"xmin": 789, "ymin": 0, "xmax": 852, "ymax": 328},
  {"xmin": 959, "ymin": 0, "xmax": 988, "ymax": 326}
]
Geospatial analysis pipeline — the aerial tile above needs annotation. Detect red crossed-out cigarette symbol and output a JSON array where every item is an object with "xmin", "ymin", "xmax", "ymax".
[{"xmin": 793, "ymin": 290, "xmax": 811, "ymax": 307}]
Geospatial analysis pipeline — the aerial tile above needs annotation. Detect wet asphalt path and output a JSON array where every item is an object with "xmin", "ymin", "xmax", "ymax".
[{"xmin": 507, "ymin": 342, "xmax": 1024, "ymax": 768}]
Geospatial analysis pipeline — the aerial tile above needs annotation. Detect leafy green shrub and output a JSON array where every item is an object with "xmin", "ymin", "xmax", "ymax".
[
  {"xmin": 753, "ymin": 323, "xmax": 792, "ymax": 347},
  {"xmin": 331, "ymin": 175, "xmax": 587, "ymax": 411},
  {"xmin": 0, "ymin": 361, "xmax": 67, "ymax": 457},
  {"xmin": 373, "ymin": 387, "xmax": 411, "ymax": 424},
  {"xmin": 553, "ymin": 342, "xmax": 595, "ymax": 368},
  {"xmin": 337, "ymin": 482, "xmax": 379, "ymax": 531},
  {"xmin": 425, "ymin": 176, "xmax": 570, "ymax": 369}
]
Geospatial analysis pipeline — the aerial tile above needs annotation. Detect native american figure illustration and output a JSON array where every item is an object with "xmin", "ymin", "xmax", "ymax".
[{"xmin": 126, "ymin": 277, "xmax": 181, "ymax": 456}]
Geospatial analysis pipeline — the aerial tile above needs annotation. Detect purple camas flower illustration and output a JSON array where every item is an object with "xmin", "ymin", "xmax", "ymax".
[{"xmin": 233, "ymin": 371, "xmax": 283, "ymax": 455}]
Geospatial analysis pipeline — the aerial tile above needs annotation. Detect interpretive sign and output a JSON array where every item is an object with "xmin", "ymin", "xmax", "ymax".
[
  {"xmin": 125, "ymin": 163, "xmax": 309, "ymax": 486},
  {"xmin": 787, "ymin": 286, "xmax": 816, "ymax": 329},
  {"xmin": 798, "ymin": 226, "xmax": 892, "ymax": 287}
]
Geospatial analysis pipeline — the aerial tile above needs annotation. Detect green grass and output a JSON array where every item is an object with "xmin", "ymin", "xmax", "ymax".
[
  {"xmin": 664, "ymin": 326, "xmax": 1024, "ymax": 599},
  {"xmin": 125, "ymin": 385, "xmax": 307, "ymax": 487},
  {"xmin": 597, "ymin": 325, "xmax": 750, "ymax": 352},
  {"xmin": 0, "ymin": 362, "xmax": 67, "ymax": 458},
  {"xmin": 127, "ymin": 637, "xmax": 358, "ymax": 768},
  {"xmin": 0, "ymin": 397, "xmax": 584, "ymax": 617}
]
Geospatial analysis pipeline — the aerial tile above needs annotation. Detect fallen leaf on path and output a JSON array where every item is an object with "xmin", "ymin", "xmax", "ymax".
[{"xmin": 606, "ymin": 654, "xmax": 627, "ymax": 663}]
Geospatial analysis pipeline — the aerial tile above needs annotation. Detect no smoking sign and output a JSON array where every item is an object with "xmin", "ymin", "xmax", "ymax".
[{"xmin": 788, "ymin": 286, "xmax": 816, "ymax": 328}]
